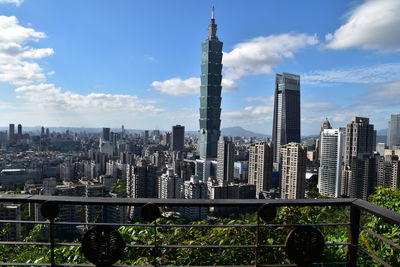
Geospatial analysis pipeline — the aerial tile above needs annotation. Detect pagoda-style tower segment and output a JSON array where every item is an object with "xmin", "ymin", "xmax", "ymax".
[{"xmin": 198, "ymin": 7, "xmax": 223, "ymax": 159}]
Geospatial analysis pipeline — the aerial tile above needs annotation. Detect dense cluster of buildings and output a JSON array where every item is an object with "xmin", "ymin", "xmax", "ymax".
[{"xmin": 0, "ymin": 9, "xmax": 399, "ymax": 241}]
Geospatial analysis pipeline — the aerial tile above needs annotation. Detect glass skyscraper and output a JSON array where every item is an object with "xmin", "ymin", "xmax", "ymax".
[
  {"xmin": 198, "ymin": 8, "xmax": 223, "ymax": 159},
  {"xmin": 388, "ymin": 114, "xmax": 400, "ymax": 149},
  {"xmin": 272, "ymin": 73, "xmax": 301, "ymax": 166}
]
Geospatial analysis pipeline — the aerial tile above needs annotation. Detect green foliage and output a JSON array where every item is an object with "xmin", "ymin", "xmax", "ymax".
[
  {"xmin": 357, "ymin": 187, "xmax": 400, "ymax": 266},
  {"xmin": 109, "ymin": 178, "xmax": 127, "ymax": 197},
  {"xmin": 1, "ymin": 188, "xmax": 399, "ymax": 265}
]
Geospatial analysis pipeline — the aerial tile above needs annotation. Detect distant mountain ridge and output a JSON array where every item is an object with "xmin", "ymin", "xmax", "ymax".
[
  {"xmin": 0, "ymin": 125, "xmax": 387, "ymax": 138},
  {"xmin": 0, "ymin": 125, "xmax": 267, "ymax": 137},
  {"xmin": 221, "ymin": 126, "xmax": 268, "ymax": 138},
  {"xmin": 377, "ymin": 129, "xmax": 387, "ymax": 136}
]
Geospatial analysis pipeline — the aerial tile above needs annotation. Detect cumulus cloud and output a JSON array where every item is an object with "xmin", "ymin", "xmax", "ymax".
[
  {"xmin": 152, "ymin": 77, "xmax": 200, "ymax": 96},
  {"xmin": 303, "ymin": 63, "xmax": 400, "ymax": 85},
  {"xmin": 15, "ymin": 83, "xmax": 164, "ymax": 113},
  {"xmin": 152, "ymin": 77, "xmax": 236, "ymax": 96},
  {"xmin": 223, "ymin": 33, "xmax": 318, "ymax": 80},
  {"xmin": 325, "ymin": 0, "xmax": 400, "ymax": 51},
  {"xmin": 152, "ymin": 33, "xmax": 317, "ymax": 96},
  {"xmin": 0, "ymin": 0, "xmax": 23, "ymax": 6},
  {"xmin": 0, "ymin": 16, "xmax": 52, "ymax": 85}
]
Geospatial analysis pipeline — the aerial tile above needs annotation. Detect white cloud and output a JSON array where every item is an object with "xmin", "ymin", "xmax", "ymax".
[
  {"xmin": 21, "ymin": 48, "xmax": 54, "ymax": 59},
  {"xmin": 242, "ymin": 96, "xmax": 273, "ymax": 105},
  {"xmin": 303, "ymin": 63, "xmax": 400, "ymax": 85},
  {"xmin": 0, "ymin": 0, "xmax": 23, "ymax": 6},
  {"xmin": 325, "ymin": 0, "xmax": 400, "ymax": 51},
  {"xmin": 15, "ymin": 83, "xmax": 164, "ymax": 113},
  {"xmin": 152, "ymin": 77, "xmax": 236, "ymax": 96},
  {"xmin": 0, "ymin": 16, "xmax": 52, "ymax": 85},
  {"xmin": 152, "ymin": 77, "xmax": 200, "ymax": 96},
  {"xmin": 152, "ymin": 33, "xmax": 317, "ymax": 96},
  {"xmin": 224, "ymin": 106, "xmax": 273, "ymax": 121},
  {"xmin": 222, "ymin": 96, "xmax": 275, "ymax": 126},
  {"xmin": 363, "ymin": 81, "xmax": 400, "ymax": 105},
  {"xmin": 223, "ymin": 33, "xmax": 318, "ymax": 80}
]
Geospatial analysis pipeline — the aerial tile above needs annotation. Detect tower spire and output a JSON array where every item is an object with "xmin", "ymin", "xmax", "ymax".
[{"xmin": 208, "ymin": 6, "xmax": 217, "ymax": 39}]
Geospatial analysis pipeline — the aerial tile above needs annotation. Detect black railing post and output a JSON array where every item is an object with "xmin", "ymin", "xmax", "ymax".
[
  {"xmin": 50, "ymin": 218, "xmax": 55, "ymax": 267},
  {"xmin": 347, "ymin": 205, "xmax": 361, "ymax": 267}
]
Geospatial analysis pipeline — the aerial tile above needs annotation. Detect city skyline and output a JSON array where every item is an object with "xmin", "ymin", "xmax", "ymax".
[{"xmin": 0, "ymin": 0, "xmax": 400, "ymax": 135}]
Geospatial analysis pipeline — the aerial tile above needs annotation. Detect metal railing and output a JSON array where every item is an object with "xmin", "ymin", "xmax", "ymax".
[{"xmin": 0, "ymin": 195, "xmax": 399, "ymax": 266}]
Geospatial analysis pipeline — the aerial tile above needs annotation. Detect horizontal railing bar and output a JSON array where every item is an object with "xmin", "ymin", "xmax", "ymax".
[
  {"xmin": 1, "ymin": 265, "xmax": 344, "ymax": 267},
  {"xmin": 0, "ymin": 263, "xmax": 51, "ymax": 266},
  {"xmin": 358, "ymin": 247, "xmax": 391, "ymax": 267},
  {"xmin": 0, "ymin": 241, "xmax": 81, "ymax": 246},
  {"xmin": 0, "ymin": 220, "xmax": 351, "ymax": 229},
  {"xmin": 54, "ymin": 221, "xmax": 153, "ymax": 227},
  {"xmin": 0, "ymin": 264, "xmax": 136, "ymax": 267},
  {"xmin": 0, "ymin": 194, "xmax": 356, "ymax": 207},
  {"xmin": 157, "ymin": 244, "xmax": 257, "ymax": 249},
  {"xmin": 352, "ymin": 199, "xmax": 400, "ymax": 226},
  {"xmin": 156, "ymin": 223, "xmax": 350, "ymax": 228},
  {"xmin": 0, "ymin": 241, "xmax": 351, "ymax": 249},
  {"xmin": 260, "ymin": 264, "xmax": 347, "ymax": 267},
  {"xmin": 311, "ymin": 263, "xmax": 348, "ymax": 266},
  {"xmin": 261, "ymin": 223, "xmax": 350, "ymax": 227},
  {"xmin": 126, "ymin": 244, "xmax": 154, "ymax": 248},
  {"xmin": 0, "ymin": 241, "xmax": 50, "ymax": 246},
  {"xmin": 255, "ymin": 265, "xmax": 296, "ymax": 267},
  {"xmin": 360, "ymin": 226, "xmax": 400, "ymax": 250},
  {"xmin": 0, "ymin": 219, "xmax": 49, "ymax": 224}
]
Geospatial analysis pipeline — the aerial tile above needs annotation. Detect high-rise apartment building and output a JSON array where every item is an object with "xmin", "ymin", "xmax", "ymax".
[
  {"xmin": 216, "ymin": 136, "xmax": 235, "ymax": 185},
  {"xmin": 102, "ymin": 128, "xmax": 111, "ymax": 141},
  {"xmin": 159, "ymin": 168, "xmax": 183, "ymax": 199},
  {"xmin": 280, "ymin": 143, "xmax": 306, "ymax": 199},
  {"xmin": 248, "ymin": 142, "xmax": 273, "ymax": 198},
  {"xmin": 181, "ymin": 175, "xmax": 208, "ymax": 220},
  {"xmin": 8, "ymin": 124, "xmax": 15, "ymax": 142},
  {"xmin": 234, "ymin": 161, "xmax": 248, "ymax": 182},
  {"xmin": 172, "ymin": 125, "xmax": 185, "ymax": 151},
  {"xmin": 126, "ymin": 162, "xmax": 158, "ymax": 219},
  {"xmin": 388, "ymin": 114, "xmax": 400, "ymax": 149},
  {"xmin": 345, "ymin": 153, "xmax": 377, "ymax": 200},
  {"xmin": 162, "ymin": 132, "xmax": 171, "ymax": 147},
  {"xmin": 85, "ymin": 184, "xmax": 106, "ymax": 223},
  {"xmin": 377, "ymin": 154, "xmax": 400, "ymax": 189},
  {"xmin": 198, "ymin": 8, "xmax": 223, "ymax": 160},
  {"xmin": 318, "ymin": 118, "xmax": 332, "ymax": 161},
  {"xmin": 344, "ymin": 117, "xmax": 375, "ymax": 166},
  {"xmin": 318, "ymin": 128, "xmax": 345, "ymax": 197},
  {"xmin": 272, "ymin": 73, "xmax": 301, "ymax": 168},
  {"xmin": 17, "ymin": 124, "xmax": 22, "ymax": 135},
  {"xmin": 342, "ymin": 117, "xmax": 376, "ymax": 199}
]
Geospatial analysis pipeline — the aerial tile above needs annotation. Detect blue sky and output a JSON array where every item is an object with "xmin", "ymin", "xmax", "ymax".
[{"xmin": 0, "ymin": 0, "xmax": 399, "ymax": 135}]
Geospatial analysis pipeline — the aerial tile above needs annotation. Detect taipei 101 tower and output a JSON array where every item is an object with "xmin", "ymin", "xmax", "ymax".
[{"xmin": 198, "ymin": 7, "xmax": 223, "ymax": 159}]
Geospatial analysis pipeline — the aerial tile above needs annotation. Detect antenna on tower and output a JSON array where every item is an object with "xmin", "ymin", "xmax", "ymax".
[{"xmin": 211, "ymin": 6, "xmax": 215, "ymax": 19}]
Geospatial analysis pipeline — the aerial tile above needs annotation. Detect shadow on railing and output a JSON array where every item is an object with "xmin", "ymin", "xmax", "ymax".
[{"xmin": 0, "ymin": 195, "xmax": 399, "ymax": 266}]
